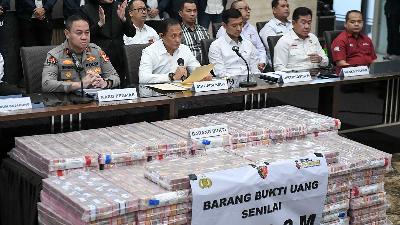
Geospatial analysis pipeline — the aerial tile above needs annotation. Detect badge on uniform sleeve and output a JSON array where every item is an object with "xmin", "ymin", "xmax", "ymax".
[
  {"xmin": 334, "ymin": 46, "xmax": 340, "ymax": 52},
  {"xmin": 46, "ymin": 56, "xmax": 58, "ymax": 65},
  {"xmin": 100, "ymin": 51, "xmax": 109, "ymax": 62},
  {"xmin": 86, "ymin": 55, "xmax": 96, "ymax": 62}
]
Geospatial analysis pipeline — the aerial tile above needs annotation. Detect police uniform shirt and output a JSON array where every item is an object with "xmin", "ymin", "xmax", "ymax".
[
  {"xmin": 216, "ymin": 23, "xmax": 267, "ymax": 64},
  {"xmin": 259, "ymin": 17, "xmax": 292, "ymax": 64},
  {"xmin": 123, "ymin": 24, "xmax": 159, "ymax": 45},
  {"xmin": 274, "ymin": 29, "xmax": 328, "ymax": 71},
  {"xmin": 42, "ymin": 40, "xmax": 120, "ymax": 93},
  {"xmin": 331, "ymin": 31, "xmax": 377, "ymax": 73},
  {"xmin": 138, "ymin": 39, "xmax": 201, "ymax": 84},
  {"xmin": 208, "ymin": 33, "xmax": 259, "ymax": 78}
]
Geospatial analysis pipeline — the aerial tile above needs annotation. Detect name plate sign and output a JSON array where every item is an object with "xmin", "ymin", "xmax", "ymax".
[
  {"xmin": 193, "ymin": 80, "xmax": 228, "ymax": 92},
  {"xmin": 341, "ymin": 66, "xmax": 369, "ymax": 77},
  {"xmin": 281, "ymin": 72, "xmax": 312, "ymax": 83},
  {"xmin": 189, "ymin": 124, "xmax": 229, "ymax": 139},
  {"xmin": 97, "ymin": 88, "xmax": 137, "ymax": 102},
  {"xmin": 0, "ymin": 97, "xmax": 32, "ymax": 112}
]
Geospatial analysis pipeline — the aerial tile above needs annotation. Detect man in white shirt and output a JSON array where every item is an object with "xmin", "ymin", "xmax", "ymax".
[
  {"xmin": 123, "ymin": 0, "xmax": 159, "ymax": 45},
  {"xmin": 139, "ymin": 18, "xmax": 211, "ymax": 84},
  {"xmin": 209, "ymin": 8, "xmax": 259, "ymax": 78},
  {"xmin": 274, "ymin": 7, "xmax": 328, "ymax": 72},
  {"xmin": 0, "ymin": 53, "xmax": 22, "ymax": 95},
  {"xmin": 259, "ymin": 0, "xmax": 292, "ymax": 65},
  {"xmin": 216, "ymin": 0, "xmax": 266, "ymax": 72}
]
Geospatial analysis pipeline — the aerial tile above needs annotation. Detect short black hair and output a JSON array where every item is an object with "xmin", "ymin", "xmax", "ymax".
[
  {"xmin": 128, "ymin": 0, "xmax": 146, "ymax": 11},
  {"xmin": 292, "ymin": 7, "xmax": 312, "ymax": 21},
  {"xmin": 65, "ymin": 14, "xmax": 89, "ymax": 31},
  {"xmin": 222, "ymin": 8, "xmax": 242, "ymax": 24},
  {"xmin": 345, "ymin": 10, "xmax": 363, "ymax": 22},
  {"xmin": 159, "ymin": 18, "xmax": 181, "ymax": 34},
  {"xmin": 272, "ymin": 0, "xmax": 282, "ymax": 8},
  {"xmin": 180, "ymin": 0, "xmax": 197, "ymax": 11}
]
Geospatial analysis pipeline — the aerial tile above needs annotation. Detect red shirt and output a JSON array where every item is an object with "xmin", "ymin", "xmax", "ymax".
[{"xmin": 331, "ymin": 31, "xmax": 377, "ymax": 73}]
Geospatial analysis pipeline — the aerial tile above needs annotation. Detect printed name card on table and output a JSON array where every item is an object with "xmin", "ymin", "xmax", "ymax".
[
  {"xmin": 0, "ymin": 97, "xmax": 32, "ymax": 112},
  {"xmin": 281, "ymin": 71, "xmax": 312, "ymax": 84},
  {"xmin": 97, "ymin": 88, "xmax": 137, "ymax": 102},
  {"xmin": 193, "ymin": 80, "xmax": 228, "ymax": 92},
  {"xmin": 189, "ymin": 124, "xmax": 229, "ymax": 139},
  {"xmin": 340, "ymin": 66, "xmax": 369, "ymax": 77}
]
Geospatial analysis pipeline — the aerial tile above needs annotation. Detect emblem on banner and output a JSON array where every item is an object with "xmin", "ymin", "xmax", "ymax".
[
  {"xmin": 199, "ymin": 176, "xmax": 212, "ymax": 189},
  {"xmin": 250, "ymin": 163, "xmax": 269, "ymax": 179},
  {"xmin": 295, "ymin": 158, "xmax": 321, "ymax": 169}
]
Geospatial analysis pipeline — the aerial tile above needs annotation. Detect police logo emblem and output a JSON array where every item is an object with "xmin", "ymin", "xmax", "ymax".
[{"xmin": 199, "ymin": 176, "xmax": 212, "ymax": 189}]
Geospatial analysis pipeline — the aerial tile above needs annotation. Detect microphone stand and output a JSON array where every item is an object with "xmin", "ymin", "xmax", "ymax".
[{"xmin": 232, "ymin": 47, "xmax": 257, "ymax": 88}]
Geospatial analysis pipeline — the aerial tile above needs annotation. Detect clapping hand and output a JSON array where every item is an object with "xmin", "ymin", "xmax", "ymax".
[
  {"xmin": 98, "ymin": 6, "xmax": 106, "ymax": 27},
  {"xmin": 33, "ymin": 7, "xmax": 46, "ymax": 20},
  {"xmin": 117, "ymin": 0, "xmax": 127, "ymax": 22}
]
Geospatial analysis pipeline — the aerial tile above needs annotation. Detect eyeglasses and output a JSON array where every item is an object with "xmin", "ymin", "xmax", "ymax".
[
  {"xmin": 131, "ymin": 7, "xmax": 148, "ymax": 13},
  {"xmin": 237, "ymin": 7, "xmax": 251, "ymax": 11}
]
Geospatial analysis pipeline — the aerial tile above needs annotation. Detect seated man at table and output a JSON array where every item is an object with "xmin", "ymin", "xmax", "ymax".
[
  {"xmin": 123, "ymin": 0, "xmax": 159, "ymax": 45},
  {"xmin": 209, "ymin": 8, "xmax": 259, "ymax": 78},
  {"xmin": 139, "ymin": 18, "xmax": 212, "ymax": 84},
  {"xmin": 42, "ymin": 15, "xmax": 120, "ymax": 93},
  {"xmin": 331, "ymin": 10, "xmax": 377, "ymax": 74},
  {"xmin": 0, "ymin": 53, "xmax": 22, "ymax": 95},
  {"xmin": 274, "ymin": 7, "xmax": 328, "ymax": 72}
]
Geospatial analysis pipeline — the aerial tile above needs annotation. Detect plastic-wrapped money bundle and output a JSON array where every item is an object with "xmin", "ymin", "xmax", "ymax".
[
  {"xmin": 40, "ymin": 172, "xmax": 139, "ymax": 224},
  {"xmin": 10, "ymin": 134, "xmax": 99, "ymax": 177},
  {"xmin": 37, "ymin": 202, "xmax": 137, "ymax": 225},
  {"xmin": 152, "ymin": 118, "xmax": 232, "ymax": 155},
  {"xmin": 144, "ymin": 151, "xmax": 249, "ymax": 191},
  {"xmin": 109, "ymin": 123, "xmax": 188, "ymax": 161}
]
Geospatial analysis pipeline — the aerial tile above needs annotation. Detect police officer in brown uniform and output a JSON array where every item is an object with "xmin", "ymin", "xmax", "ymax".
[{"xmin": 42, "ymin": 14, "xmax": 120, "ymax": 93}]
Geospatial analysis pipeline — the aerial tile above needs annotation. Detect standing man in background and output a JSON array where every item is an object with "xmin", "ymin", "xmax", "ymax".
[
  {"xmin": 385, "ymin": 0, "xmax": 400, "ymax": 60},
  {"xmin": 15, "ymin": 0, "xmax": 57, "ymax": 46},
  {"xmin": 197, "ymin": 0, "xmax": 227, "ymax": 30},
  {"xmin": 79, "ymin": 0, "xmax": 136, "ymax": 86}
]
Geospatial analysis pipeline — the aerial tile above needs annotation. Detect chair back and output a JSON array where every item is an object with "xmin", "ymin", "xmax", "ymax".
[
  {"xmin": 20, "ymin": 45, "xmax": 55, "ymax": 93},
  {"xmin": 212, "ymin": 22, "xmax": 222, "ymax": 38},
  {"xmin": 256, "ymin": 21, "xmax": 268, "ymax": 33},
  {"xmin": 200, "ymin": 38, "xmax": 215, "ymax": 65},
  {"xmin": 323, "ymin": 30, "xmax": 343, "ymax": 64},
  {"xmin": 123, "ymin": 44, "xmax": 149, "ymax": 86},
  {"xmin": 267, "ymin": 35, "xmax": 283, "ymax": 69}
]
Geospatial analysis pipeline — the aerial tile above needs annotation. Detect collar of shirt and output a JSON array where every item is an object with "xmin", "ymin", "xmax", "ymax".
[
  {"xmin": 345, "ymin": 30, "xmax": 368, "ymax": 40},
  {"xmin": 181, "ymin": 22, "xmax": 198, "ymax": 32},
  {"xmin": 223, "ymin": 32, "xmax": 243, "ymax": 46},
  {"xmin": 133, "ymin": 23, "xmax": 148, "ymax": 32},
  {"xmin": 289, "ymin": 28, "xmax": 310, "ymax": 41},
  {"xmin": 272, "ymin": 17, "xmax": 291, "ymax": 27},
  {"xmin": 154, "ymin": 39, "xmax": 182, "ymax": 57}
]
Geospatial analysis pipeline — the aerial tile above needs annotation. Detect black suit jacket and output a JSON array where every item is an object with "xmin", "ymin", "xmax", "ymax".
[
  {"xmin": 79, "ymin": 0, "xmax": 136, "ymax": 74},
  {"xmin": 14, "ymin": 0, "xmax": 57, "ymax": 20}
]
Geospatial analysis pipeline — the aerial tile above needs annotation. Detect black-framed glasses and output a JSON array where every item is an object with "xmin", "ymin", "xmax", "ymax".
[
  {"xmin": 132, "ymin": 7, "xmax": 148, "ymax": 13},
  {"xmin": 237, "ymin": 7, "xmax": 251, "ymax": 11}
]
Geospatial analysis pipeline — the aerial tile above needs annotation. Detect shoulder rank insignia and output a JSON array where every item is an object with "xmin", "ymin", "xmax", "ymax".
[
  {"xmin": 46, "ymin": 56, "xmax": 58, "ymax": 65},
  {"xmin": 100, "ymin": 51, "xmax": 110, "ymax": 62}
]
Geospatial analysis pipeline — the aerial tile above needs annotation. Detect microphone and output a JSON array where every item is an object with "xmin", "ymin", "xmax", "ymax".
[
  {"xmin": 177, "ymin": 58, "xmax": 186, "ymax": 81},
  {"xmin": 68, "ymin": 51, "xmax": 85, "ymax": 97},
  {"xmin": 232, "ymin": 46, "xmax": 257, "ymax": 87}
]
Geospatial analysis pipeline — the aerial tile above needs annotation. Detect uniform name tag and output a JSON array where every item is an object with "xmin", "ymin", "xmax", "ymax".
[
  {"xmin": 97, "ymin": 88, "xmax": 137, "ymax": 102},
  {"xmin": 189, "ymin": 124, "xmax": 229, "ymax": 139},
  {"xmin": 281, "ymin": 71, "xmax": 312, "ymax": 83},
  {"xmin": 340, "ymin": 66, "xmax": 369, "ymax": 77},
  {"xmin": 193, "ymin": 80, "xmax": 228, "ymax": 92},
  {"xmin": 0, "ymin": 97, "xmax": 32, "ymax": 112}
]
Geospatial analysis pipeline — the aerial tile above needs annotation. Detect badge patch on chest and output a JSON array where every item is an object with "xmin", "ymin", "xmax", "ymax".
[{"xmin": 86, "ymin": 55, "xmax": 96, "ymax": 62}]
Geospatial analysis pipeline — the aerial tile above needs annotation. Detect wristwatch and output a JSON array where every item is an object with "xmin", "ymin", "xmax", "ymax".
[{"xmin": 168, "ymin": 72, "xmax": 175, "ymax": 81}]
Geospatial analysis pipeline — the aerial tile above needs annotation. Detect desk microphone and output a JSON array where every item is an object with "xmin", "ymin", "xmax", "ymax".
[
  {"xmin": 177, "ymin": 58, "xmax": 186, "ymax": 81},
  {"xmin": 68, "ymin": 51, "xmax": 85, "ymax": 97},
  {"xmin": 232, "ymin": 46, "xmax": 256, "ymax": 87}
]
